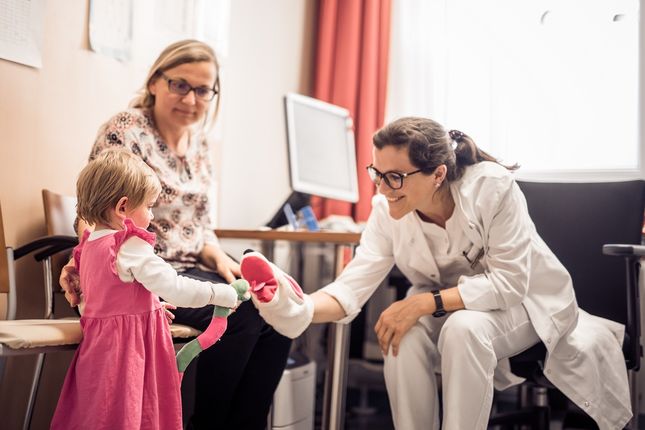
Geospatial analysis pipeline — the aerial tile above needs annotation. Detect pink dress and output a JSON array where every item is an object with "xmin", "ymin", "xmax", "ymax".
[{"xmin": 51, "ymin": 221, "xmax": 182, "ymax": 430}]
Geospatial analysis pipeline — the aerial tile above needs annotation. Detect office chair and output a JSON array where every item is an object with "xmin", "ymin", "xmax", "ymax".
[
  {"xmin": 0, "ymin": 201, "xmax": 81, "ymax": 430},
  {"xmin": 489, "ymin": 180, "xmax": 645, "ymax": 430}
]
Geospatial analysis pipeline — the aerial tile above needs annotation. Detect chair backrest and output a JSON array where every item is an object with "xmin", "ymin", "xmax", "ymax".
[
  {"xmin": 517, "ymin": 180, "xmax": 645, "ymax": 327},
  {"xmin": 42, "ymin": 189, "xmax": 77, "ymax": 236}
]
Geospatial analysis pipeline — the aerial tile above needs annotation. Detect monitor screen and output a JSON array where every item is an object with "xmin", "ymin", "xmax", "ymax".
[{"xmin": 284, "ymin": 93, "xmax": 359, "ymax": 203}]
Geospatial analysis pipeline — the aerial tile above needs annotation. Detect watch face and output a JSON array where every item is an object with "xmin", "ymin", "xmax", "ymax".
[{"xmin": 433, "ymin": 309, "xmax": 447, "ymax": 318}]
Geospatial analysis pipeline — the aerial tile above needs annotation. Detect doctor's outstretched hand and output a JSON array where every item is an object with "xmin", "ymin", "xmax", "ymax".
[{"xmin": 375, "ymin": 293, "xmax": 433, "ymax": 357}]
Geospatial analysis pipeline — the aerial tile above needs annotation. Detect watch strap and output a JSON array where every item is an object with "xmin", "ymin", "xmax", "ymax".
[{"xmin": 431, "ymin": 289, "xmax": 446, "ymax": 317}]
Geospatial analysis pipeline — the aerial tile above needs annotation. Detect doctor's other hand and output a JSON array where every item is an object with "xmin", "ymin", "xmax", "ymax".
[{"xmin": 375, "ymin": 294, "xmax": 430, "ymax": 357}]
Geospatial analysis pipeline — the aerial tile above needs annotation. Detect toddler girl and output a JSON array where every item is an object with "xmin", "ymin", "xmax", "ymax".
[{"xmin": 51, "ymin": 149, "xmax": 239, "ymax": 430}]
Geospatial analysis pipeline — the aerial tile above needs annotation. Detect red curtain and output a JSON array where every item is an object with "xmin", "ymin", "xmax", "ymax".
[{"xmin": 311, "ymin": 0, "xmax": 391, "ymax": 222}]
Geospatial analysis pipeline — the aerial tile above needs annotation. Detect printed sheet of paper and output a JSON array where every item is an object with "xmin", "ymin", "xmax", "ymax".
[
  {"xmin": 150, "ymin": 0, "xmax": 230, "ymax": 58},
  {"xmin": 0, "ymin": 0, "xmax": 45, "ymax": 68},
  {"xmin": 88, "ymin": 0, "xmax": 133, "ymax": 61}
]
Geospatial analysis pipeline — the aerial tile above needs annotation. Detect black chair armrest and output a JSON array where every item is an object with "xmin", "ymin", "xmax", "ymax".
[
  {"xmin": 13, "ymin": 235, "xmax": 79, "ymax": 261},
  {"xmin": 603, "ymin": 243, "xmax": 643, "ymax": 371},
  {"xmin": 603, "ymin": 244, "xmax": 645, "ymax": 258}
]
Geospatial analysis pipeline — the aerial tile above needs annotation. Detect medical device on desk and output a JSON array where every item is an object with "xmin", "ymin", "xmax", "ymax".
[{"xmin": 267, "ymin": 93, "xmax": 359, "ymax": 229}]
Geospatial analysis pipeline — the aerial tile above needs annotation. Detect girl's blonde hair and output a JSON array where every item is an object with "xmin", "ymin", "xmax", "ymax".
[
  {"xmin": 130, "ymin": 39, "xmax": 221, "ymax": 131},
  {"xmin": 76, "ymin": 149, "xmax": 161, "ymax": 226}
]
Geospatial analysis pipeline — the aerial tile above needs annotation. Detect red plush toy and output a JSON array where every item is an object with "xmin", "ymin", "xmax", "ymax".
[{"xmin": 239, "ymin": 251, "xmax": 313, "ymax": 339}]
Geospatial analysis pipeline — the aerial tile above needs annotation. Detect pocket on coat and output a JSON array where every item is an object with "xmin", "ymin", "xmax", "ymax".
[
  {"xmin": 550, "ymin": 299, "xmax": 578, "ymax": 336},
  {"xmin": 550, "ymin": 300, "xmax": 580, "ymax": 360}
]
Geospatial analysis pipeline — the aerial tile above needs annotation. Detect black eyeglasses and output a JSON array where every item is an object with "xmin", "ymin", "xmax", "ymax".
[
  {"xmin": 160, "ymin": 73, "xmax": 218, "ymax": 101},
  {"xmin": 366, "ymin": 164, "xmax": 423, "ymax": 190}
]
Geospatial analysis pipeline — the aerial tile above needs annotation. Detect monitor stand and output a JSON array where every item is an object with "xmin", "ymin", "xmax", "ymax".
[{"xmin": 266, "ymin": 191, "xmax": 311, "ymax": 229}]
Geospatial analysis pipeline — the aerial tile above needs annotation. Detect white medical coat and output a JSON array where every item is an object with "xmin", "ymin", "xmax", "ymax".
[{"xmin": 321, "ymin": 161, "xmax": 631, "ymax": 429}]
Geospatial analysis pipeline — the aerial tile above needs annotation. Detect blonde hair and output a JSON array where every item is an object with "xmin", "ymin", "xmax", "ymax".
[
  {"xmin": 130, "ymin": 39, "xmax": 221, "ymax": 130},
  {"xmin": 76, "ymin": 149, "xmax": 161, "ymax": 226}
]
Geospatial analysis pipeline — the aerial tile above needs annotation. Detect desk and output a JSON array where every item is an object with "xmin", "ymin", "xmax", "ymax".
[{"xmin": 214, "ymin": 229, "xmax": 361, "ymax": 430}]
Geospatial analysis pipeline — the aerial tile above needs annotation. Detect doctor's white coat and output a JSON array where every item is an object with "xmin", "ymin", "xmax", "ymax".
[{"xmin": 321, "ymin": 162, "xmax": 631, "ymax": 429}]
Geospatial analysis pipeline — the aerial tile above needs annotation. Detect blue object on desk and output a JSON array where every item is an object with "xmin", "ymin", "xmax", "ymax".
[
  {"xmin": 283, "ymin": 203, "xmax": 299, "ymax": 229},
  {"xmin": 299, "ymin": 205, "xmax": 320, "ymax": 232}
]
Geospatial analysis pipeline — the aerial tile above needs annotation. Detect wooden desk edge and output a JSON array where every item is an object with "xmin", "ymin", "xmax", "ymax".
[{"xmin": 214, "ymin": 229, "xmax": 361, "ymax": 245}]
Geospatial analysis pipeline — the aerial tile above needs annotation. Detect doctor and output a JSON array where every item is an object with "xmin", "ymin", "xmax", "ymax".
[{"xmin": 257, "ymin": 117, "xmax": 632, "ymax": 429}]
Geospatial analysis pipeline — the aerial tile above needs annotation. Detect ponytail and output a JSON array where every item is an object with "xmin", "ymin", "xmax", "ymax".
[{"xmin": 449, "ymin": 129, "xmax": 519, "ymax": 177}]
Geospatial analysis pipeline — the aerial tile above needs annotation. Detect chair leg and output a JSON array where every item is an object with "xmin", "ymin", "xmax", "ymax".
[
  {"xmin": 489, "ymin": 384, "xmax": 550, "ymax": 430},
  {"xmin": 533, "ymin": 386, "xmax": 550, "ymax": 430},
  {"xmin": 516, "ymin": 384, "xmax": 549, "ymax": 430},
  {"xmin": 22, "ymin": 353, "xmax": 45, "ymax": 430},
  {"xmin": 627, "ymin": 369, "xmax": 639, "ymax": 430}
]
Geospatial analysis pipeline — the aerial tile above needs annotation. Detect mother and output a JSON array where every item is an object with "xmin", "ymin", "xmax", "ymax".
[{"xmin": 61, "ymin": 39, "xmax": 291, "ymax": 429}]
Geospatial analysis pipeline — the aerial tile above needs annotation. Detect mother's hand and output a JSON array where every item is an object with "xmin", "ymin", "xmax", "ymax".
[
  {"xmin": 375, "ymin": 294, "xmax": 432, "ymax": 357},
  {"xmin": 200, "ymin": 244, "xmax": 241, "ymax": 283},
  {"xmin": 59, "ymin": 259, "xmax": 82, "ymax": 307}
]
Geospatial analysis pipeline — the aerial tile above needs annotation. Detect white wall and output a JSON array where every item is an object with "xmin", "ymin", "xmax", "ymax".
[{"xmin": 219, "ymin": 1, "xmax": 315, "ymax": 229}]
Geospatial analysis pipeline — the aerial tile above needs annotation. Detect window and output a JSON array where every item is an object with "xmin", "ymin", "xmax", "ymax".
[{"xmin": 387, "ymin": 0, "xmax": 641, "ymax": 179}]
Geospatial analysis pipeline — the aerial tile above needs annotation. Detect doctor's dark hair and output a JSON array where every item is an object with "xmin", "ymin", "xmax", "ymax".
[{"xmin": 372, "ymin": 117, "xmax": 518, "ymax": 182}]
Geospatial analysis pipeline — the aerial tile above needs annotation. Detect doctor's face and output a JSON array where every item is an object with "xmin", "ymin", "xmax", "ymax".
[{"xmin": 372, "ymin": 146, "xmax": 437, "ymax": 220}]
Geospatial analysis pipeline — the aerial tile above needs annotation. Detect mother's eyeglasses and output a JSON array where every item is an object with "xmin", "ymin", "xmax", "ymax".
[
  {"xmin": 160, "ymin": 73, "xmax": 218, "ymax": 101},
  {"xmin": 366, "ymin": 165, "xmax": 423, "ymax": 190}
]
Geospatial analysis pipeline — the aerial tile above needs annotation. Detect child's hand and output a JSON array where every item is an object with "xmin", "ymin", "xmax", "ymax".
[
  {"xmin": 60, "ymin": 260, "xmax": 82, "ymax": 307},
  {"xmin": 230, "ymin": 279, "xmax": 251, "ymax": 311},
  {"xmin": 160, "ymin": 301, "xmax": 176, "ymax": 325}
]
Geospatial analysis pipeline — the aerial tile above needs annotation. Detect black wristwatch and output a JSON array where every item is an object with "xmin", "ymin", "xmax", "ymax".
[{"xmin": 431, "ymin": 289, "xmax": 447, "ymax": 318}]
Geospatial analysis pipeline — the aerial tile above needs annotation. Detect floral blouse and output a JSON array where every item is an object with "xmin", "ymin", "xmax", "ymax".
[{"xmin": 90, "ymin": 108, "xmax": 219, "ymax": 271}]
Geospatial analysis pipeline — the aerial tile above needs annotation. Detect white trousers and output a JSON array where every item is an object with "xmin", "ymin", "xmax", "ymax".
[{"xmin": 383, "ymin": 304, "xmax": 540, "ymax": 430}]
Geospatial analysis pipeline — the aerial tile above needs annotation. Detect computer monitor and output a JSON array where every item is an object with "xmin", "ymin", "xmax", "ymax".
[{"xmin": 266, "ymin": 93, "xmax": 359, "ymax": 228}]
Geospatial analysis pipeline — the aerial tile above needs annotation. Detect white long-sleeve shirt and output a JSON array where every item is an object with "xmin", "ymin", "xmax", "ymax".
[{"xmin": 88, "ymin": 230, "xmax": 237, "ymax": 308}]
